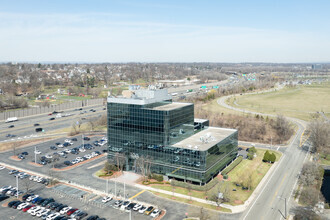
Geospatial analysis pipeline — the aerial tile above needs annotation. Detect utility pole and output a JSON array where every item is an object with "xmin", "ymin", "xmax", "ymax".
[
  {"xmin": 82, "ymin": 134, "xmax": 84, "ymax": 147},
  {"xmin": 115, "ymin": 181, "xmax": 117, "ymax": 198}
]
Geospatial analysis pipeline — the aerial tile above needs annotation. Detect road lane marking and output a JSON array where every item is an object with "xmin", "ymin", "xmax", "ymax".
[
  {"xmin": 269, "ymin": 172, "xmax": 288, "ymax": 206},
  {"xmin": 129, "ymin": 189, "xmax": 146, "ymax": 200},
  {"xmin": 242, "ymin": 154, "xmax": 286, "ymax": 220}
]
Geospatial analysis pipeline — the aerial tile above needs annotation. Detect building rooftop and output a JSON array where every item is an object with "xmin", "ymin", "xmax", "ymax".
[
  {"xmin": 173, "ymin": 127, "xmax": 237, "ymax": 151},
  {"xmin": 151, "ymin": 102, "xmax": 192, "ymax": 111}
]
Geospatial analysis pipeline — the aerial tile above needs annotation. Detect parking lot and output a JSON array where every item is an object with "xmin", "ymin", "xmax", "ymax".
[
  {"xmin": 1, "ymin": 134, "xmax": 107, "ymax": 171},
  {"xmin": 0, "ymin": 166, "xmax": 160, "ymax": 220}
]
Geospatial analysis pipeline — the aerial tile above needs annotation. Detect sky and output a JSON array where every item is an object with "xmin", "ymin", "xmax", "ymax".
[{"xmin": 0, "ymin": 0, "xmax": 330, "ymax": 63}]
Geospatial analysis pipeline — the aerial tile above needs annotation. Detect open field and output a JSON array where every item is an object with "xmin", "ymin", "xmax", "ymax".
[
  {"xmin": 151, "ymin": 149, "xmax": 282, "ymax": 206},
  {"xmin": 226, "ymin": 82, "xmax": 330, "ymax": 121}
]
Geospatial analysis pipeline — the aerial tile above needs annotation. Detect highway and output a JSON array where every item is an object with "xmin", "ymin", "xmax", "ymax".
[
  {"xmin": 217, "ymin": 94, "xmax": 308, "ymax": 220},
  {"xmin": 0, "ymin": 105, "xmax": 106, "ymax": 142}
]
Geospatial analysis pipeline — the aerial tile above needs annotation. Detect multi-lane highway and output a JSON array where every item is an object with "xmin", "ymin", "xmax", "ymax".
[{"xmin": 0, "ymin": 105, "xmax": 106, "ymax": 142}]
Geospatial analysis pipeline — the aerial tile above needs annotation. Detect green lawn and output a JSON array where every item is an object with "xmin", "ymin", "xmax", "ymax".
[
  {"xmin": 319, "ymin": 153, "xmax": 330, "ymax": 165},
  {"xmin": 153, "ymin": 192, "xmax": 231, "ymax": 213},
  {"xmin": 226, "ymin": 83, "xmax": 330, "ymax": 121},
  {"xmin": 151, "ymin": 148, "xmax": 282, "ymax": 206}
]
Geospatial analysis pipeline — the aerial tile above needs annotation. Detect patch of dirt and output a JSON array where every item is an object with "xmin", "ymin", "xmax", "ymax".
[{"xmin": 234, "ymin": 200, "xmax": 243, "ymax": 204}]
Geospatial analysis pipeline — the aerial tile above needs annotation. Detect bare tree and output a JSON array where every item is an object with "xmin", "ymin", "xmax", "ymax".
[
  {"xmin": 21, "ymin": 178, "xmax": 36, "ymax": 194},
  {"xmin": 136, "ymin": 155, "xmax": 152, "ymax": 181},
  {"xmin": 12, "ymin": 142, "xmax": 19, "ymax": 156},
  {"xmin": 299, "ymin": 187, "xmax": 320, "ymax": 207},
  {"xmin": 115, "ymin": 153, "xmax": 126, "ymax": 173},
  {"xmin": 308, "ymin": 119, "xmax": 330, "ymax": 154},
  {"xmin": 291, "ymin": 206, "xmax": 321, "ymax": 220},
  {"xmin": 299, "ymin": 162, "xmax": 321, "ymax": 186}
]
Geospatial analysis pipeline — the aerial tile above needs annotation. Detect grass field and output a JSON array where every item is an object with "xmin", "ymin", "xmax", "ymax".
[
  {"xmin": 226, "ymin": 83, "xmax": 330, "ymax": 121},
  {"xmin": 151, "ymin": 148, "xmax": 282, "ymax": 206},
  {"xmin": 152, "ymin": 192, "xmax": 232, "ymax": 213}
]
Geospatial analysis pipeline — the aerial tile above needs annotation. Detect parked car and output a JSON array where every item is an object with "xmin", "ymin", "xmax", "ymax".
[
  {"xmin": 67, "ymin": 208, "xmax": 78, "ymax": 216},
  {"xmin": 0, "ymin": 195, "xmax": 9, "ymax": 202},
  {"xmin": 71, "ymin": 138, "xmax": 78, "ymax": 141},
  {"xmin": 126, "ymin": 202, "xmax": 136, "ymax": 210},
  {"xmin": 86, "ymin": 215, "xmax": 99, "ymax": 220},
  {"xmin": 8, "ymin": 200, "xmax": 21, "ymax": 207},
  {"xmin": 34, "ymin": 123, "xmax": 40, "ymax": 126},
  {"xmin": 60, "ymin": 206, "xmax": 72, "ymax": 214},
  {"xmin": 50, "ymin": 146, "xmax": 57, "ymax": 150},
  {"xmin": 138, "ymin": 206, "xmax": 147, "ymax": 214},
  {"xmin": 144, "ymin": 206, "xmax": 155, "ymax": 215},
  {"xmin": 83, "ymin": 137, "xmax": 90, "ymax": 141},
  {"xmin": 22, "ymin": 205, "xmax": 35, "ymax": 212},
  {"xmin": 102, "ymin": 196, "xmax": 112, "ymax": 203},
  {"xmin": 49, "ymin": 118, "xmax": 55, "ymax": 120},
  {"xmin": 36, "ymin": 128, "xmax": 43, "ymax": 132},
  {"xmin": 133, "ymin": 203, "xmax": 142, "ymax": 211},
  {"xmin": 150, "ymin": 209, "xmax": 161, "ymax": 217},
  {"xmin": 63, "ymin": 161, "xmax": 72, "ymax": 166}
]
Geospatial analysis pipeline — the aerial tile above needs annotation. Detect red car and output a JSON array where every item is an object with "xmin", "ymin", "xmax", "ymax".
[
  {"xmin": 22, "ymin": 205, "xmax": 34, "ymax": 212},
  {"xmin": 67, "ymin": 208, "xmax": 78, "ymax": 216},
  {"xmin": 48, "ymin": 113, "xmax": 52, "ymax": 115}
]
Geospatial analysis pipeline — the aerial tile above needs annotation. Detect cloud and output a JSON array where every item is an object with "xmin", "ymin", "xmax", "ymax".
[{"xmin": 0, "ymin": 12, "xmax": 329, "ymax": 62}]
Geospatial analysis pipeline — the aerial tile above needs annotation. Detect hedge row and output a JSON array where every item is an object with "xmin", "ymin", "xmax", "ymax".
[
  {"xmin": 142, "ymin": 181, "xmax": 170, "ymax": 185},
  {"xmin": 221, "ymin": 156, "xmax": 243, "ymax": 175},
  {"xmin": 171, "ymin": 177, "xmax": 219, "ymax": 192}
]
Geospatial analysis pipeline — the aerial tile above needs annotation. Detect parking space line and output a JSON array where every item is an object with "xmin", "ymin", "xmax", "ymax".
[{"xmin": 129, "ymin": 189, "xmax": 146, "ymax": 200}]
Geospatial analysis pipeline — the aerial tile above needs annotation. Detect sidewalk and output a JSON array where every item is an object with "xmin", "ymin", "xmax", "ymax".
[{"xmin": 133, "ymin": 158, "xmax": 280, "ymax": 213}]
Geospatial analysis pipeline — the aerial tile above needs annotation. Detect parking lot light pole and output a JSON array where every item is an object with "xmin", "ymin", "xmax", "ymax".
[
  {"xmin": 16, "ymin": 175, "xmax": 18, "ymax": 198},
  {"xmin": 129, "ymin": 210, "xmax": 132, "ymax": 220},
  {"xmin": 106, "ymin": 179, "xmax": 108, "ymax": 195},
  {"xmin": 124, "ymin": 180, "xmax": 126, "ymax": 199},
  {"xmin": 115, "ymin": 181, "xmax": 117, "ymax": 198},
  {"xmin": 34, "ymin": 146, "xmax": 37, "ymax": 164}
]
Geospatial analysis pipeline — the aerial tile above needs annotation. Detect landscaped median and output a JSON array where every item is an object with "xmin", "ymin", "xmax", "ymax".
[{"xmin": 148, "ymin": 148, "xmax": 282, "ymax": 209}]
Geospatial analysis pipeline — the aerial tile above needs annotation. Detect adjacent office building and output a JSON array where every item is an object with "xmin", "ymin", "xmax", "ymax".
[{"xmin": 107, "ymin": 87, "xmax": 238, "ymax": 184}]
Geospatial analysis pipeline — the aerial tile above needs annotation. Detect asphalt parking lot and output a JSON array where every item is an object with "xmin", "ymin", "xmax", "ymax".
[
  {"xmin": 1, "ymin": 134, "xmax": 107, "ymax": 171},
  {"xmin": 0, "ymin": 167, "xmax": 156, "ymax": 220}
]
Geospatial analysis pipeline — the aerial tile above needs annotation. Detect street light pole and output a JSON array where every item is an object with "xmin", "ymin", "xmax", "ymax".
[
  {"xmin": 285, "ymin": 197, "xmax": 287, "ymax": 219},
  {"xmin": 124, "ymin": 180, "xmax": 126, "ymax": 199}
]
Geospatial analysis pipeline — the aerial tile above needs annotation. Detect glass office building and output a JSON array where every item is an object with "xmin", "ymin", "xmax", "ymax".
[{"xmin": 107, "ymin": 88, "xmax": 238, "ymax": 184}]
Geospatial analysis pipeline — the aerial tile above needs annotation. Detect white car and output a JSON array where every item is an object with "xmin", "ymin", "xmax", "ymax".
[
  {"xmin": 64, "ymin": 139, "xmax": 70, "ymax": 143},
  {"xmin": 33, "ymin": 176, "xmax": 39, "ymax": 181},
  {"xmin": 102, "ymin": 196, "xmax": 113, "ymax": 203},
  {"xmin": 46, "ymin": 212, "xmax": 60, "ymax": 220},
  {"xmin": 133, "ymin": 204, "xmax": 142, "ymax": 211},
  {"xmin": 64, "ymin": 148, "xmax": 71, "ymax": 153},
  {"xmin": 45, "ymin": 154, "xmax": 52, "ymax": 159},
  {"xmin": 84, "ymin": 154, "xmax": 91, "ymax": 159},
  {"xmin": 138, "ymin": 206, "xmax": 148, "ymax": 214},
  {"xmin": 0, "ymin": 185, "xmax": 12, "ymax": 193},
  {"xmin": 98, "ymin": 141, "xmax": 106, "ymax": 146},
  {"xmin": 60, "ymin": 206, "xmax": 72, "ymax": 214},
  {"xmin": 29, "ymin": 175, "xmax": 36, "ymax": 181},
  {"xmin": 58, "ymin": 144, "xmax": 64, "ymax": 148},
  {"xmin": 79, "ymin": 148, "xmax": 86, "ymax": 152},
  {"xmin": 36, "ymin": 209, "xmax": 50, "ymax": 217},
  {"xmin": 17, "ymin": 202, "xmax": 29, "ymax": 210},
  {"xmin": 28, "ymin": 205, "xmax": 40, "ymax": 213},
  {"xmin": 77, "ymin": 157, "xmax": 84, "ymax": 162},
  {"xmin": 71, "ymin": 210, "xmax": 82, "ymax": 218},
  {"xmin": 0, "ymin": 165, "xmax": 5, "ymax": 170},
  {"xmin": 31, "ymin": 207, "xmax": 44, "ymax": 216},
  {"xmin": 150, "ymin": 209, "xmax": 161, "ymax": 217},
  {"xmin": 34, "ymin": 150, "xmax": 41, "ymax": 154},
  {"xmin": 27, "ymin": 195, "xmax": 39, "ymax": 202},
  {"xmin": 37, "ymin": 177, "xmax": 44, "ymax": 183}
]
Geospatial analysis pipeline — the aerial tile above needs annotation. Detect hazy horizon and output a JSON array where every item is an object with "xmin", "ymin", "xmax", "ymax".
[{"xmin": 1, "ymin": 0, "xmax": 330, "ymax": 63}]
